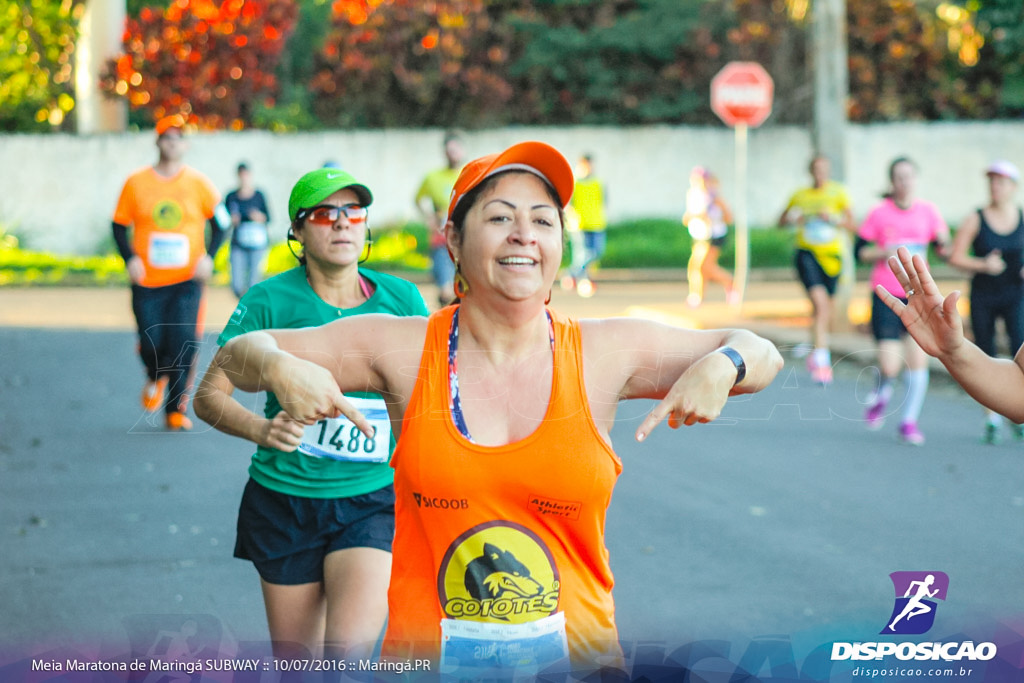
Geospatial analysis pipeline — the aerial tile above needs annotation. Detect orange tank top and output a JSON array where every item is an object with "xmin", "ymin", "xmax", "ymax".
[{"xmin": 382, "ymin": 305, "xmax": 624, "ymax": 671}]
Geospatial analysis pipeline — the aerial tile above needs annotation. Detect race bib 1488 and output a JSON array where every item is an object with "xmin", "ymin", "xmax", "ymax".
[{"xmin": 297, "ymin": 396, "xmax": 391, "ymax": 463}]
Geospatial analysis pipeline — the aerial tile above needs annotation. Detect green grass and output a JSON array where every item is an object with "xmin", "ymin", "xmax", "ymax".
[
  {"xmin": 602, "ymin": 218, "xmax": 796, "ymax": 269},
  {"xmin": 0, "ymin": 220, "xmax": 800, "ymax": 286}
]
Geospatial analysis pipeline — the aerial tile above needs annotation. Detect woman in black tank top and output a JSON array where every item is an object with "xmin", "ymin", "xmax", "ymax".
[{"xmin": 948, "ymin": 162, "xmax": 1024, "ymax": 443}]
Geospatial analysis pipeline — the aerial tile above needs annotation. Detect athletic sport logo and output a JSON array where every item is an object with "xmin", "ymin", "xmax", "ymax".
[
  {"xmin": 438, "ymin": 521, "xmax": 559, "ymax": 624},
  {"xmin": 881, "ymin": 571, "xmax": 949, "ymax": 635}
]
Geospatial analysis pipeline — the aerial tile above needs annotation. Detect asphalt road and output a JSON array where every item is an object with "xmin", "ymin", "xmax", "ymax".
[{"xmin": 2, "ymin": 303, "xmax": 1023, "ymax": 680}]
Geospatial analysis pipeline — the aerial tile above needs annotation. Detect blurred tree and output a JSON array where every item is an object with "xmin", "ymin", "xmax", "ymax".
[
  {"xmin": 254, "ymin": 0, "xmax": 333, "ymax": 130},
  {"xmin": 127, "ymin": 0, "xmax": 172, "ymax": 15},
  {"xmin": 507, "ymin": 0, "xmax": 728, "ymax": 124},
  {"xmin": 727, "ymin": 0, "xmax": 1002, "ymax": 123},
  {"xmin": 968, "ymin": 0, "xmax": 1024, "ymax": 113},
  {"xmin": 102, "ymin": 0, "xmax": 298, "ymax": 129},
  {"xmin": 0, "ymin": 0, "xmax": 85, "ymax": 132},
  {"xmin": 311, "ymin": 0, "xmax": 514, "ymax": 127}
]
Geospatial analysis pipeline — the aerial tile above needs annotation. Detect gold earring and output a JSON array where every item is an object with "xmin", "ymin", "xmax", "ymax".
[{"xmin": 453, "ymin": 259, "xmax": 469, "ymax": 298}]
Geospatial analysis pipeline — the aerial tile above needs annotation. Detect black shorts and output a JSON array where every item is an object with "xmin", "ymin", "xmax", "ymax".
[
  {"xmin": 795, "ymin": 249, "xmax": 839, "ymax": 296},
  {"xmin": 710, "ymin": 235, "xmax": 727, "ymax": 249},
  {"xmin": 871, "ymin": 292, "xmax": 908, "ymax": 341},
  {"xmin": 234, "ymin": 478, "xmax": 395, "ymax": 585}
]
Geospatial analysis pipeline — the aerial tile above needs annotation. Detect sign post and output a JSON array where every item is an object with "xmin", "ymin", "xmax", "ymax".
[{"xmin": 710, "ymin": 61, "xmax": 774, "ymax": 306}]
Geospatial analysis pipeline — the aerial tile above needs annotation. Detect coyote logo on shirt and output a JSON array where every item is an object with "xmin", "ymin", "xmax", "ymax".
[
  {"xmin": 439, "ymin": 521, "xmax": 559, "ymax": 624},
  {"xmin": 465, "ymin": 543, "xmax": 544, "ymax": 601}
]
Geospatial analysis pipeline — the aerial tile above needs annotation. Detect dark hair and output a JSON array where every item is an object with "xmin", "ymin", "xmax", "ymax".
[
  {"xmin": 888, "ymin": 156, "xmax": 916, "ymax": 182},
  {"xmin": 237, "ymin": 162, "xmax": 249, "ymax": 173},
  {"xmin": 448, "ymin": 170, "xmax": 565, "ymax": 248},
  {"xmin": 881, "ymin": 156, "xmax": 916, "ymax": 199},
  {"xmin": 443, "ymin": 130, "xmax": 463, "ymax": 146}
]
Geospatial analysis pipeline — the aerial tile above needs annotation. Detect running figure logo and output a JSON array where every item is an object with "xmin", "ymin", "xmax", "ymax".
[{"xmin": 881, "ymin": 571, "xmax": 949, "ymax": 635}]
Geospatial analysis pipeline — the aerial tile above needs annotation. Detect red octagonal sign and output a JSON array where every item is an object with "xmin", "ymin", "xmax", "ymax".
[{"xmin": 711, "ymin": 61, "xmax": 774, "ymax": 128}]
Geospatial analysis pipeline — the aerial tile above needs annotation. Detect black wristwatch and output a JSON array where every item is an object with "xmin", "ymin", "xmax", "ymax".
[{"xmin": 718, "ymin": 346, "xmax": 746, "ymax": 386}]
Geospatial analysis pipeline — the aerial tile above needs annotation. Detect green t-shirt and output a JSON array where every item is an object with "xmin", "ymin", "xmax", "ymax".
[{"xmin": 217, "ymin": 266, "xmax": 429, "ymax": 498}]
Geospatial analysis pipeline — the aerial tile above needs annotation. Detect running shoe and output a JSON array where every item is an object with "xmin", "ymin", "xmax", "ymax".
[
  {"xmin": 726, "ymin": 290, "xmax": 741, "ymax": 306},
  {"xmin": 864, "ymin": 398, "xmax": 887, "ymax": 431},
  {"xmin": 166, "ymin": 412, "xmax": 193, "ymax": 431},
  {"xmin": 686, "ymin": 293, "xmax": 702, "ymax": 308},
  {"xmin": 898, "ymin": 421, "xmax": 925, "ymax": 446},
  {"xmin": 982, "ymin": 423, "xmax": 1001, "ymax": 445},
  {"xmin": 141, "ymin": 376, "xmax": 169, "ymax": 413},
  {"xmin": 811, "ymin": 365, "xmax": 833, "ymax": 385},
  {"xmin": 576, "ymin": 278, "xmax": 596, "ymax": 298}
]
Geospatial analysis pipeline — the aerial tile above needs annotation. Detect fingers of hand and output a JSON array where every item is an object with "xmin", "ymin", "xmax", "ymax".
[
  {"xmin": 875, "ymin": 285, "xmax": 903, "ymax": 314},
  {"xmin": 943, "ymin": 291, "xmax": 962, "ymax": 319},
  {"xmin": 896, "ymin": 247, "xmax": 924, "ymax": 293},
  {"xmin": 887, "ymin": 252, "xmax": 910, "ymax": 292},
  {"xmin": 334, "ymin": 394, "xmax": 375, "ymax": 439},
  {"xmin": 635, "ymin": 406, "xmax": 667, "ymax": 442},
  {"xmin": 638, "ymin": 397, "xmax": 717, "ymax": 441}
]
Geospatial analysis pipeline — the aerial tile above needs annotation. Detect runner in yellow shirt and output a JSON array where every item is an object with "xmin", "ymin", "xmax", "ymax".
[
  {"xmin": 777, "ymin": 155, "xmax": 855, "ymax": 385},
  {"xmin": 415, "ymin": 131, "xmax": 465, "ymax": 306},
  {"xmin": 567, "ymin": 154, "xmax": 607, "ymax": 298}
]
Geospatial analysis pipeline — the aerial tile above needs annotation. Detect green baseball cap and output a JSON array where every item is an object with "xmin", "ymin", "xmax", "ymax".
[{"xmin": 288, "ymin": 168, "xmax": 373, "ymax": 221}]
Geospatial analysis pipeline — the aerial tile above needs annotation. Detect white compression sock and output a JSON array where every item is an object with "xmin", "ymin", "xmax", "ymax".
[{"xmin": 901, "ymin": 369, "xmax": 929, "ymax": 424}]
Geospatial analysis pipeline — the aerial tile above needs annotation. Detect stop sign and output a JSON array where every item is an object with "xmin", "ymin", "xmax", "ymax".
[{"xmin": 711, "ymin": 62, "xmax": 774, "ymax": 128}]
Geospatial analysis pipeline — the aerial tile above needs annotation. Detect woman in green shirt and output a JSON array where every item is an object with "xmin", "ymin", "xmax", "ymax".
[{"xmin": 194, "ymin": 168, "xmax": 428, "ymax": 660}]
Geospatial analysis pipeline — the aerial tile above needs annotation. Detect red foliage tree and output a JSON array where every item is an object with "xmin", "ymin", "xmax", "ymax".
[
  {"xmin": 310, "ymin": 0, "xmax": 514, "ymax": 127},
  {"xmin": 102, "ymin": 0, "xmax": 297, "ymax": 129}
]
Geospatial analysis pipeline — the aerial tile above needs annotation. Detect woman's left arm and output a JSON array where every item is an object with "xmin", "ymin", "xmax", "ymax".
[{"xmin": 583, "ymin": 319, "xmax": 783, "ymax": 440}]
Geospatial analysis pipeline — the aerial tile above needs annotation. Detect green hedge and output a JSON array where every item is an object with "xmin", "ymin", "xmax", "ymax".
[
  {"xmin": 601, "ymin": 219, "xmax": 795, "ymax": 269},
  {"xmin": 0, "ymin": 220, "xmax": 798, "ymax": 286}
]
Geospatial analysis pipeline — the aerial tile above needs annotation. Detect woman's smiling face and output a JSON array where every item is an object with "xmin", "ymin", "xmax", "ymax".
[{"xmin": 453, "ymin": 171, "xmax": 563, "ymax": 303}]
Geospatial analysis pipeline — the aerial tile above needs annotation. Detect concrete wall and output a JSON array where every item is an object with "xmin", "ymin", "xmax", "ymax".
[{"xmin": 2, "ymin": 121, "xmax": 1023, "ymax": 254}]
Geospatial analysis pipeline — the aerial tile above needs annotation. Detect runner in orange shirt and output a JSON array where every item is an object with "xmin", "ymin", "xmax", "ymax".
[
  {"xmin": 112, "ymin": 115, "xmax": 227, "ymax": 430},
  {"xmin": 212, "ymin": 142, "xmax": 782, "ymax": 677}
]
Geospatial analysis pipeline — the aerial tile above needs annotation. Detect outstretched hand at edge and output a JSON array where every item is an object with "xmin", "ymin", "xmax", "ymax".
[{"xmin": 875, "ymin": 246, "xmax": 965, "ymax": 361}]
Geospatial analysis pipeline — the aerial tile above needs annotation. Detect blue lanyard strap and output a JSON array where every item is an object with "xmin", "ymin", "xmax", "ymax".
[{"xmin": 447, "ymin": 307, "xmax": 554, "ymax": 442}]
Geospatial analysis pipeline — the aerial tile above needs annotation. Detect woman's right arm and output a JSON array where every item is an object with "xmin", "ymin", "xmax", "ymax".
[
  {"xmin": 878, "ymin": 247, "xmax": 1024, "ymax": 422},
  {"xmin": 214, "ymin": 314, "xmax": 425, "ymax": 433},
  {"xmin": 193, "ymin": 361, "xmax": 304, "ymax": 452},
  {"xmin": 215, "ymin": 328, "xmax": 357, "ymax": 427},
  {"xmin": 947, "ymin": 211, "xmax": 1003, "ymax": 275}
]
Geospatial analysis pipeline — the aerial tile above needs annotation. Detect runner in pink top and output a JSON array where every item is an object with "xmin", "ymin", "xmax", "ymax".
[{"xmin": 855, "ymin": 157, "xmax": 949, "ymax": 444}]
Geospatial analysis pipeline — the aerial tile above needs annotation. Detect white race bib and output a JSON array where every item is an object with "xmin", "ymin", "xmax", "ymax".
[
  {"xmin": 297, "ymin": 396, "xmax": 391, "ymax": 463},
  {"xmin": 440, "ymin": 612, "xmax": 569, "ymax": 680},
  {"xmin": 148, "ymin": 233, "xmax": 190, "ymax": 268},
  {"xmin": 802, "ymin": 217, "xmax": 838, "ymax": 245},
  {"xmin": 234, "ymin": 221, "xmax": 268, "ymax": 249}
]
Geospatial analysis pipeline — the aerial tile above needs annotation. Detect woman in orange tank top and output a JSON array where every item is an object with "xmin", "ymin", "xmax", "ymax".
[{"xmin": 215, "ymin": 141, "xmax": 783, "ymax": 678}]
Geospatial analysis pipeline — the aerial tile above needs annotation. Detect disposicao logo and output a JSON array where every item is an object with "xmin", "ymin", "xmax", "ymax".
[
  {"xmin": 881, "ymin": 571, "xmax": 948, "ymax": 635},
  {"xmin": 830, "ymin": 571, "xmax": 997, "ymax": 663}
]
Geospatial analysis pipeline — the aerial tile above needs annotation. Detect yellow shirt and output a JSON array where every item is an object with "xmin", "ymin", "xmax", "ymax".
[
  {"xmin": 570, "ymin": 177, "xmax": 607, "ymax": 232},
  {"xmin": 784, "ymin": 181, "xmax": 851, "ymax": 276}
]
